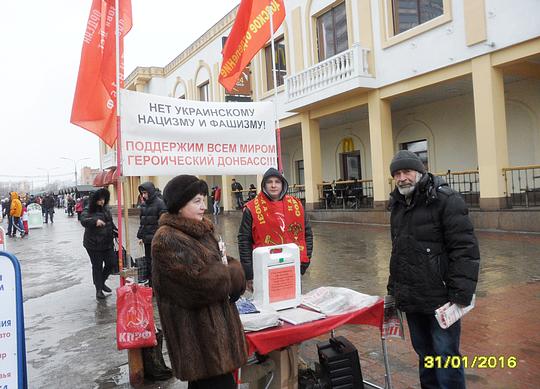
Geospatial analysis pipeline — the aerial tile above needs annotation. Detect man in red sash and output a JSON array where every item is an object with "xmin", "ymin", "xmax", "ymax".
[{"xmin": 238, "ymin": 168, "xmax": 313, "ymax": 292}]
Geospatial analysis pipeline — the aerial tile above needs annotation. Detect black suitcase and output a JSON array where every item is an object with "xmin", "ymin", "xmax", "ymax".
[{"xmin": 317, "ymin": 336, "xmax": 364, "ymax": 389}]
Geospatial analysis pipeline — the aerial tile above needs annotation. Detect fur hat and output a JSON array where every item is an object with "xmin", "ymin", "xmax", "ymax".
[
  {"xmin": 389, "ymin": 150, "xmax": 426, "ymax": 176},
  {"xmin": 163, "ymin": 175, "xmax": 208, "ymax": 214}
]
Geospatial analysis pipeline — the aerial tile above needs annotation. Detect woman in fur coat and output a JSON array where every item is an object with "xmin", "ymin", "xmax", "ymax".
[{"xmin": 151, "ymin": 175, "xmax": 247, "ymax": 389}]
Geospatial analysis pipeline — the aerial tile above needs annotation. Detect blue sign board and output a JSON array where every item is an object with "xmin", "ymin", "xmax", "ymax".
[{"xmin": 0, "ymin": 251, "xmax": 27, "ymax": 389}]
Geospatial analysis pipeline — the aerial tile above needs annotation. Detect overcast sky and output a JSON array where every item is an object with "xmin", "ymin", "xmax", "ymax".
[{"xmin": 0, "ymin": 0, "xmax": 238, "ymax": 186}]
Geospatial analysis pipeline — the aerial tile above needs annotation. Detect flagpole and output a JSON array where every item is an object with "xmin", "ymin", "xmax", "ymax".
[
  {"xmin": 114, "ymin": 0, "xmax": 126, "ymax": 287},
  {"xmin": 115, "ymin": 1, "xmax": 143, "ymax": 385},
  {"xmin": 268, "ymin": 4, "xmax": 283, "ymax": 173}
]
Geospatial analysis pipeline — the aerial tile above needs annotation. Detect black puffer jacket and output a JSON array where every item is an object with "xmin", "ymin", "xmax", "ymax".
[
  {"xmin": 80, "ymin": 189, "xmax": 116, "ymax": 250},
  {"xmin": 137, "ymin": 182, "xmax": 167, "ymax": 244},
  {"xmin": 387, "ymin": 173, "xmax": 480, "ymax": 314},
  {"xmin": 238, "ymin": 168, "xmax": 313, "ymax": 280}
]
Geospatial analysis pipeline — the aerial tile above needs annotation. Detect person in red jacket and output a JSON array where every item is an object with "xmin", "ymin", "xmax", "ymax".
[{"xmin": 212, "ymin": 185, "xmax": 222, "ymax": 215}]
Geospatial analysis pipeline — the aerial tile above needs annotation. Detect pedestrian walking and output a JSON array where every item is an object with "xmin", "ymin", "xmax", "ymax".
[
  {"xmin": 386, "ymin": 150, "xmax": 480, "ymax": 389},
  {"xmin": 152, "ymin": 175, "xmax": 247, "ymax": 388},
  {"xmin": 75, "ymin": 198, "xmax": 84, "ymax": 220},
  {"xmin": 66, "ymin": 195, "xmax": 75, "ymax": 217},
  {"xmin": 231, "ymin": 178, "xmax": 244, "ymax": 210},
  {"xmin": 136, "ymin": 182, "xmax": 167, "ymax": 286},
  {"xmin": 42, "ymin": 193, "xmax": 55, "ymax": 223},
  {"xmin": 22, "ymin": 203, "xmax": 29, "ymax": 235},
  {"xmin": 80, "ymin": 188, "xmax": 116, "ymax": 300},
  {"xmin": 212, "ymin": 185, "xmax": 222, "ymax": 215},
  {"xmin": 4, "ymin": 195, "xmax": 13, "ymax": 237},
  {"xmin": 238, "ymin": 168, "xmax": 313, "ymax": 292},
  {"xmin": 9, "ymin": 192, "xmax": 25, "ymax": 238}
]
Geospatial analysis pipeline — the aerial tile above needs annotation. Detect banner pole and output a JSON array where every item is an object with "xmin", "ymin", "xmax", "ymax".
[
  {"xmin": 268, "ymin": 4, "xmax": 283, "ymax": 173},
  {"xmin": 115, "ymin": 0, "xmax": 144, "ymax": 385},
  {"xmin": 114, "ymin": 0, "xmax": 125, "ymax": 287}
]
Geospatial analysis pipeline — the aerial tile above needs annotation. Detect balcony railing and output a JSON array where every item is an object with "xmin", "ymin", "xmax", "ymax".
[
  {"xmin": 503, "ymin": 165, "xmax": 540, "ymax": 208},
  {"xmin": 434, "ymin": 170, "xmax": 480, "ymax": 208},
  {"xmin": 318, "ymin": 179, "xmax": 374, "ymax": 210},
  {"xmin": 102, "ymin": 151, "xmax": 117, "ymax": 169},
  {"xmin": 285, "ymin": 44, "xmax": 371, "ymax": 105}
]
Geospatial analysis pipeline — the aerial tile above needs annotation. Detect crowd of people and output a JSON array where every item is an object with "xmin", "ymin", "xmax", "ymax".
[
  {"xmin": 4, "ymin": 152, "xmax": 480, "ymax": 388},
  {"xmin": 1, "ymin": 192, "xmax": 91, "ymax": 239}
]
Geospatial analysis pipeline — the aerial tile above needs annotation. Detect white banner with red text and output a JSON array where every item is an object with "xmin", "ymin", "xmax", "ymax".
[{"xmin": 119, "ymin": 90, "xmax": 277, "ymax": 176}]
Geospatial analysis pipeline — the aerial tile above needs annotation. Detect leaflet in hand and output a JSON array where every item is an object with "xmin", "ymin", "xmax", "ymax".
[
  {"xmin": 435, "ymin": 295, "xmax": 476, "ymax": 329},
  {"xmin": 382, "ymin": 295, "xmax": 404, "ymax": 339}
]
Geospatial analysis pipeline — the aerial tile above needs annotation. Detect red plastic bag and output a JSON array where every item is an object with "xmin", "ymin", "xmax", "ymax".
[{"xmin": 116, "ymin": 284, "xmax": 157, "ymax": 350}]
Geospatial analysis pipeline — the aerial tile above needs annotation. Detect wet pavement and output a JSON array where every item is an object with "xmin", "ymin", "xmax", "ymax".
[{"xmin": 2, "ymin": 210, "xmax": 539, "ymax": 388}]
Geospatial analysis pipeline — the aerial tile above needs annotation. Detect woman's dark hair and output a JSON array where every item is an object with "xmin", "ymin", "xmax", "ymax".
[{"xmin": 88, "ymin": 188, "xmax": 110, "ymax": 213}]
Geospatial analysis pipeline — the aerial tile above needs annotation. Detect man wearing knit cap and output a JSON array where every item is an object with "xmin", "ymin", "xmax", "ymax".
[{"xmin": 387, "ymin": 150, "xmax": 480, "ymax": 389}]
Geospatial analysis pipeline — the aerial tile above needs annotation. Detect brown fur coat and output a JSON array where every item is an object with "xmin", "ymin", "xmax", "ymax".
[{"xmin": 151, "ymin": 214, "xmax": 248, "ymax": 381}]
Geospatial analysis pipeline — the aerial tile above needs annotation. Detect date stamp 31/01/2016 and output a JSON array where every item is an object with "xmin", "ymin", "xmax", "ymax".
[{"xmin": 423, "ymin": 355, "xmax": 518, "ymax": 369}]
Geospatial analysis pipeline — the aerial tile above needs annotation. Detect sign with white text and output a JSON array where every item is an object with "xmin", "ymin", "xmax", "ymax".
[
  {"xmin": 120, "ymin": 90, "xmax": 277, "ymax": 176},
  {"xmin": 0, "ymin": 252, "xmax": 27, "ymax": 388}
]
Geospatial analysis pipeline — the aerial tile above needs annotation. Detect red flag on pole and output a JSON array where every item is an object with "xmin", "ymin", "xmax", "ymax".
[
  {"xmin": 219, "ymin": 0, "xmax": 285, "ymax": 92},
  {"xmin": 71, "ymin": 0, "xmax": 132, "ymax": 147}
]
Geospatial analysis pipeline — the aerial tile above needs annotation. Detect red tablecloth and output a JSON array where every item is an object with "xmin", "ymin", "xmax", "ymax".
[{"xmin": 245, "ymin": 299, "xmax": 384, "ymax": 355}]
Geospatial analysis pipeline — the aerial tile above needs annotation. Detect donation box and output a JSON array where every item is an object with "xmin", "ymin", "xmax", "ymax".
[{"xmin": 253, "ymin": 243, "xmax": 301, "ymax": 311}]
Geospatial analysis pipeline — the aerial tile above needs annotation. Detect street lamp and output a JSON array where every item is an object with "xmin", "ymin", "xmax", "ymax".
[
  {"xmin": 37, "ymin": 167, "xmax": 59, "ymax": 187},
  {"xmin": 60, "ymin": 157, "xmax": 91, "ymax": 186}
]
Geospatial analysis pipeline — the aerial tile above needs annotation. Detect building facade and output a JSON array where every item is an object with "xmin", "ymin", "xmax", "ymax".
[{"xmin": 101, "ymin": 0, "xmax": 540, "ymax": 230}]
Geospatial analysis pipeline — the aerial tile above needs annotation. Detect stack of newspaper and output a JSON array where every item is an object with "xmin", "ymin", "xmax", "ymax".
[
  {"xmin": 301, "ymin": 287, "xmax": 380, "ymax": 316},
  {"xmin": 435, "ymin": 295, "xmax": 476, "ymax": 329}
]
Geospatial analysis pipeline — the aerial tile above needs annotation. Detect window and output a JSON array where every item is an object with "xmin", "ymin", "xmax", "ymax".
[
  {"xmin": 401, "ymin": 139, "xmax": 429, "ymax": 170},
  {"xmin": 317, "ymin": 2, "xmax": 348, "ymax": 61},
  {"xmin": 198, "ymin": 82, "xmax": 209, "ymax": 102},
  {"xmin": 340, "ymin": 151, "xmax": 361, "ymax": 180},
  {"xmin": 265, "ymin": 37, "xmax": 287, "ymax": 91},
  {"xmin": 295, "ymin": 160, "xmax": 305, "ymax": 185},
  {"xmin": 392, "ymin": 0, "xmax": 443, "ymax": 34}
]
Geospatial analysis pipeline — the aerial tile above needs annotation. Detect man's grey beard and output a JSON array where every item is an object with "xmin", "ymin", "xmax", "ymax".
[{"xmin": 397, "ymin": 171, "xmax": 423, "ymax": 197}]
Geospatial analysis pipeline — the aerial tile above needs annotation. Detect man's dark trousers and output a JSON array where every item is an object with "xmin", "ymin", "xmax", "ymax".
[{"xmin": 407, "ymin": 312, "xmax": 465, "ymax": 389}]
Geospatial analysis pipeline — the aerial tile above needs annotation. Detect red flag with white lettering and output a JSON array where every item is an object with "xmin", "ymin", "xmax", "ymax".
[
  {"xmin": 71, "ymin": 0, "xmax": 132, "ymax": 147},
  {"xmin": 219, "ymin": 0, "xmax": 285, "ymax": 92}
]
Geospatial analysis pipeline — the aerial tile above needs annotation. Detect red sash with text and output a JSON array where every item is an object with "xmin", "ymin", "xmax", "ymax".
[{"xmin": 246, "ymin": 193, "xmax": 309, "ymax": 263}]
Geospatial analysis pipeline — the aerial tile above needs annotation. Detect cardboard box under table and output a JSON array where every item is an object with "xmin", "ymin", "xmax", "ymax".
[{"xmin": 244, "ymin": 299, "xmax": 390, "ymax": 389}]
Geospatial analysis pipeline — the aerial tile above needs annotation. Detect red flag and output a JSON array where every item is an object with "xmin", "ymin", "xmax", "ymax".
[
  {"xmin": 219, "ymin": 0, "xmax": 285, "ymax": 92},
  {"xmin": 71, "ymin": 0, "xmax": 132, "ymax": 147}
]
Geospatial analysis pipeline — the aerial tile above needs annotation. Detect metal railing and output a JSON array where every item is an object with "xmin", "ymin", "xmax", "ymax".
[
  {"xmin": 503, "ymin": 165, "xmax": 540, "ymax": 208},
  {"xmin": 318, "ymin": 179, "xmax": 374, "ymax": 209},
  {"xmin": 285, "ymin": 44, "xmax": 370, "ymax": 102},
  {"xmin": 287, "ymin": 185, "xmax": 306, "ymax": 205},
  {"xmin": 434, "ymin": 170, "xmax": 480, "ymax": 208}
]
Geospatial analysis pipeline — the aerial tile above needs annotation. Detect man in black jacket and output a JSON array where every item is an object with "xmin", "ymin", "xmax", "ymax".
[
  {"xmin": 387, "ymin": 150, "xmax": 480, "ymax": 389},
  {"xmin": 238, "ymin": 168, "xmax": 313, "ymax": 292},
  {"xmin": 137, "ymin": 182, "xmax": 167, "ymax": 285},
  {"xmin": 231, "ymin": 178, "xmax": 244, "ymax": 210}
]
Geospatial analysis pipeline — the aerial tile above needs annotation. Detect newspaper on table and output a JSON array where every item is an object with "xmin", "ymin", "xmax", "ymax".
[
  {"xmin": 382, "ymin": 295, "xmax": 404, "ymax": 339},
  {"xmin": 300, "ymin": 287, "xmax": 380, "ymax": 316},
  {"xmin": 239, "ymin": 304, "xmax": 281, "ymax": 332},
  {"xmin": 435, "ymin": 294, "xmax": 476, "ymax": 329}
]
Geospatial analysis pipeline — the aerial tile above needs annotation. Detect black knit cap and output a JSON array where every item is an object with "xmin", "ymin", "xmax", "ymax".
[
  {"xmin": 163, "ymin": 175, "xmax": 208, "ymax": 214},
  {"xmin": 389, "ymin": 150, "xmax": 426, "ymax": 176}
]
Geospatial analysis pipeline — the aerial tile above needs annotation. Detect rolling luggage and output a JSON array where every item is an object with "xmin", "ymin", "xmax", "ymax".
[{"xmin": 317, "ymin": 336, "xmax": 364, "ymax": 389}]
